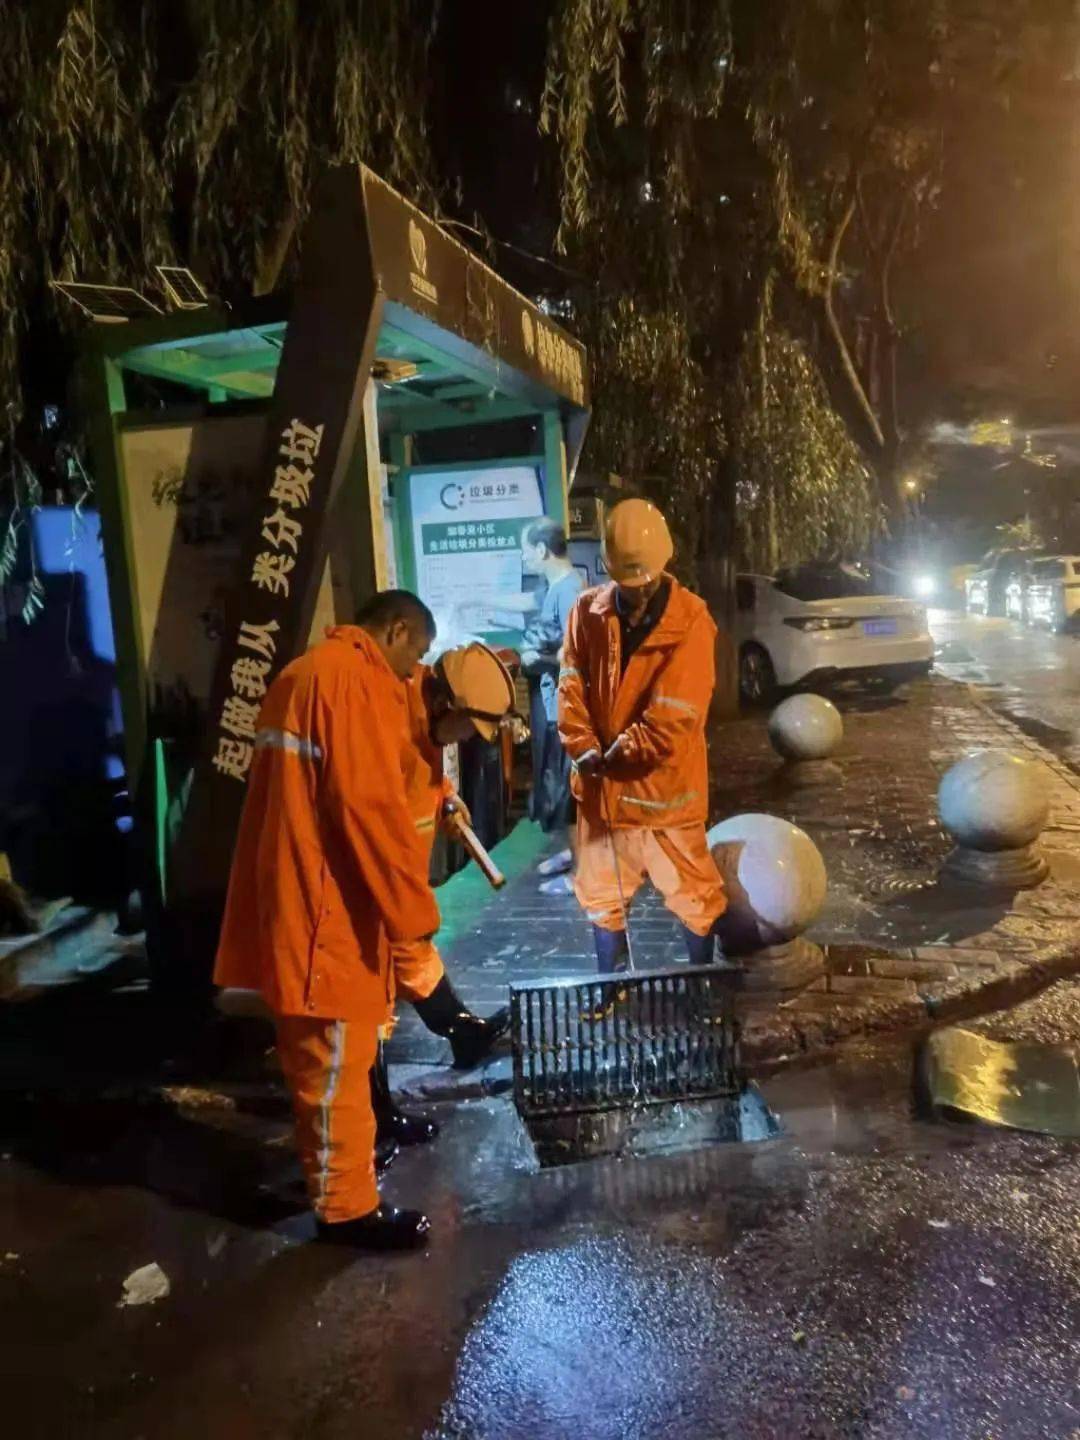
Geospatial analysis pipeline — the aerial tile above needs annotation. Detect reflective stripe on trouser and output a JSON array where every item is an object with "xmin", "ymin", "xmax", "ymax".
[
  {"xmin": 573, "ymin": 813, "xmax": 726, "ymax": 936},
  {"xmin": 274, "ymin": 1014, "xmax": 379, "ymax": 1223},
  {"xmin": 383, "ymin": 937, "xmax": 446, "ymax": 1037}
]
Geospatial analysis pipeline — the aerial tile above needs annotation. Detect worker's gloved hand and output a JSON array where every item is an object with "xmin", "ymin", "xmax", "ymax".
[
  {"xmin": 441, "ymin": 794, "xmax": 472, "ymax": 832},
  {"xmin": 575, "ymin": 749, "xmax": 604, "ymax": 777},
  {"xmin": 603, "ymin": 735, "xmax": 625, "ymax": 767}
]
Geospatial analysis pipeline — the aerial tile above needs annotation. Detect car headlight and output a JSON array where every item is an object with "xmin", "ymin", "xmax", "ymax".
[{"xmin": 912, "ymin": 574, "xmax": 936, "ymax": 598}]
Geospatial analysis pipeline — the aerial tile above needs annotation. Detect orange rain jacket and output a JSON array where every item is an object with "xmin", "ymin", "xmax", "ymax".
[
  {"xmin": 558, "ymin": 576, "xmax": 717, "ymax": 831},
  {"xmin": 214, "ymin": 626, "xmax": 440, "ymax": 1023},
  {"xmin": 389, "ymin": 667, "xmax": 455, "ymax": 1005}
]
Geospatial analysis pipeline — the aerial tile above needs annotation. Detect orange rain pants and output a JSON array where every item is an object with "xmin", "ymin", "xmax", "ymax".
[
  {"xmin": 574, "ymin": 812, "xmax": 725, "ymax": 935},
  {"xmin": 391, "ymin": 936, "xmax": 444, "ymax": 1003},
  {"xmin": 275, "ymin": 1014, "xmax": 380, "ymax": 1222}
]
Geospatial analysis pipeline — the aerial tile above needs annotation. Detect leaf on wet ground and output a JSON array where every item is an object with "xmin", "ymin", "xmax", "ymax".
[
  {"xmin": 118, "ymin": 1262, "xmax": 171, "ymax": 1308},
  {"xmin": 161, "ymin": 1085, "xmax": 237, "ymax": 1112}
]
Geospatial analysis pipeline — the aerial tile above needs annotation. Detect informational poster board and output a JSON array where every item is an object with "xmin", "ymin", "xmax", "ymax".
[
  {"xmin": 409, "ymin": 465, "xmax": 543, "ymax": 635},
  {"xmin": 120, "ymin": 416, "xmax": 339, "ymax": 734}
]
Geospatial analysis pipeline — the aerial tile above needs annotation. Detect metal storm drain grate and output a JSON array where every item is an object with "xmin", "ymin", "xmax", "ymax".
[{"xmin": 510, "ymin": 965, "xmax": 742, "ymax": 1126}]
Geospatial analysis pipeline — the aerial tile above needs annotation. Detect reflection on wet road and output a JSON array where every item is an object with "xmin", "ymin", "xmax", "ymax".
[
  {"xmin": 7, "ymin": 1024, "xmax": 1079, "ymax": 1440},
  {"xmin": 4, "ymin": 612, "xmax": 1080, "ymax": 1440},
  {"xmin": 430, "ymin": 1043, "xmax": 1080, "ymax": 1440}
]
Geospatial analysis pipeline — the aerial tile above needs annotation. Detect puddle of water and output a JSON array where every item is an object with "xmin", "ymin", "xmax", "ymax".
[
  {"xmin": 520, "ymin": 1085, "xmax": 780, "ymax": 1168},
  {"xmin": 917, "ymin": 1027, "xmax": 1080, "ymax": 1138},
  {"xmin": 423, "ymin": 1025, "xmax": 1076, "ymax": 1252}
]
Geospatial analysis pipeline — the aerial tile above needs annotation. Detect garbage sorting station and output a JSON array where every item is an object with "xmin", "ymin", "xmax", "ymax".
[{"xmin": 81, "ymin": 165, "xmax": 591, "ymax": 978}]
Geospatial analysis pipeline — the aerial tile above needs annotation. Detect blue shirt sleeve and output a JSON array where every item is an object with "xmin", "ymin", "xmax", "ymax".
[{"xmin": 552, "ymin": 571, "xmax": 585, "ymax": 634}]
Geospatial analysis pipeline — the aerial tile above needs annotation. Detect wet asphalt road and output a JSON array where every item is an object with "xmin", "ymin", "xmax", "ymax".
[
  {"xmin": 3, "ymin": 991, "xmax": 1080, "ymax": 1439},
  {"xmin": 932, "ymin": 608, "xmax": 1080, "ymax": 769}
]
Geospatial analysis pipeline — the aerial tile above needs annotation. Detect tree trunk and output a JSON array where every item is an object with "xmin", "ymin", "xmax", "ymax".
[
  {"xmin": 254, "ymin": 205, "xmax": 299, "ymax": 296},
  {"xmin": 822, "ymin": 189, "xmax": 886, "ymax": 457}
]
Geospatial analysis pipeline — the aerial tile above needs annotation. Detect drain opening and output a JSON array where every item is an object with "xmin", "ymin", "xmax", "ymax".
[{"xmin": 510, "ymin": 966, "xmax": 777, "ymax": 1166}]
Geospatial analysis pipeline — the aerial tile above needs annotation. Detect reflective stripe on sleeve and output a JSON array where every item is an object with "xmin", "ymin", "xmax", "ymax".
[
  {"xmin": 649, "ymin": 694, "xmax": 698, "ymax": 716},
  {"xmin": 254, "ymin": 727, "xmax": 323, "ymax": 761},
  {"xmin": 617, "ymin": 791, "xmax": 699, "ymax": 812}
]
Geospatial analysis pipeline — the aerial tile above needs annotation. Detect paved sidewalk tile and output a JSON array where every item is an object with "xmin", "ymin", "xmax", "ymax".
[{"xmin": 389, "ymin": 677, "xmax": 1080, "ymax": 1077}]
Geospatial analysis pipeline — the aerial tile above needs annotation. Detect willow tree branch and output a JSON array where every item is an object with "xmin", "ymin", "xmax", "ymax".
[
  {"xmin": 822, "ymin": 185, "xmax": 886, "ymax": 452},
  {"xmin": 867, "ymin": 180, "xmax": 919, "ymax": 456}
]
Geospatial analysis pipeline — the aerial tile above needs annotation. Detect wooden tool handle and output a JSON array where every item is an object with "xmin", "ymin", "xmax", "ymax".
[{"xmin": 451, "ymin": 816, "xmax": 506, "ymax": 889}]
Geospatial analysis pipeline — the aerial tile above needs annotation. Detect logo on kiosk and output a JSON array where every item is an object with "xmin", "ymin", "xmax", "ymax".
[
  {"xmin": 408, "ymin": 218, "xmax": 437, "ymax": 305},
  {"xmin": 522, "ymin": 306, "xmax": 584, "ymax": 404},
  {"xmin": 409, "ymin": 218, "xmax": 427, "ymax": 275}
]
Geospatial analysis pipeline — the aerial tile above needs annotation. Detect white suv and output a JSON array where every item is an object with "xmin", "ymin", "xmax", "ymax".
[
  {"xmin": 1024, "ymin": 555, "xmax": 1080, "ymax": 632},
  {"xmin": 735, "ymin": 565, "xmax": 935, "ymax": 704}
]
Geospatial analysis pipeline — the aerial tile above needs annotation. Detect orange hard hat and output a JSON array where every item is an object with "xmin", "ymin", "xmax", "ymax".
[
  {"xmin": 437, "ymin": 642, "xmax": 516, "ymax": 741},
  {"xmin": 602, "ymin": 498, "xmax": 674, "ymax": 587}
]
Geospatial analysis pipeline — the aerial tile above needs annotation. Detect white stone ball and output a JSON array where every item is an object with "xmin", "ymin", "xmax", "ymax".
[
  {"xmin": 707, "ymin": 813, "xmax": 828, "ymax": 951},
  {"xmin": 768, "ymin": 694, "xmax": 843, "ymax": 762},
  {"xmin": 938, "ymin": 749, "xmax": 1050, "ymax": 852}
]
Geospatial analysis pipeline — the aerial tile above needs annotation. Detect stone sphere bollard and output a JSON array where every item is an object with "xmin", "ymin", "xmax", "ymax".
[
  {"xmin": 938, "ymin": 748, "xmax": 1050, "ymax": 889},
  {"xmin": 768, "ymin": 694, "xmax": 843, "ymax": 787},
  {"xmin": 708, "ymin": 813, "xmax": 828, "ymax": 991}
]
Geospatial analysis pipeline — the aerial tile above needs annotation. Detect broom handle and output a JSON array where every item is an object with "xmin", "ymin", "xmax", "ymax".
[
  {"xmin": 447, "ymin": 813, "xmax": 506, "ymax": 890},
  {"xmin": 600, "ymin": 783, "xmax": 635, "ymax": 971}
]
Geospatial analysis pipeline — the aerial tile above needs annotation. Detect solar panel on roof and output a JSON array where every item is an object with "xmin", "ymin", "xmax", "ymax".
[
  {"xmin": 50, "ymin": 282, "xmax": 162, "ymax": 322},
  {"xmin": 155, "ymin": 266, "xmax": 210, "ymax": 310}
]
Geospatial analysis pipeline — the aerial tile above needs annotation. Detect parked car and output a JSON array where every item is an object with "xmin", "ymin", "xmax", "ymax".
[
  {"xmin": 1004, "ymin": 555, "xmax": 1042, "ymax": 622},
  {"xmin": 965, "ymin": 549, "xmax": 1035, "ymax": 618},
  {"xmin": 734, "ymin": 564, "xmax": 935, "ymax": 704},
  {"xmin": 1024, "ymin": 555, "xmax": 1080, "ymax": 632}
]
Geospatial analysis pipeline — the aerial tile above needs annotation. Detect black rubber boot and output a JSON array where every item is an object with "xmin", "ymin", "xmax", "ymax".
[
  {"xmin": 584, "ymin": 927, "xmax": 630, "ymax": 1021},
  {"xmin": 593, "ymin": 925, "xmax": 629, "ymax": 975},
  {"xmin": 315, "ymin": 1205, "xmax": 431, "ymax": 1252},
  {"xmin": 682, "ymin": 924, "xmax": 716, "ymax": 966},
  {"xmin": 413, "ymin": 976, "xmax": 511, "ymax": 1071},
  {"xmin": 370, "ymin": 1042, "xmax": 439, "ymax": 1147}
]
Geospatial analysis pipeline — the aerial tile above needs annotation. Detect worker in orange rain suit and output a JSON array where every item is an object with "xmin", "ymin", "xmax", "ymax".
[
  {"xmin": 214, "ymin": 589, "xmax": 443, "ymax": 1253},
  {"xmin": 372, "ymin": 641, "xmax": 517, "ymax": 1148},
  {"xmin": 557, "ymin": 498, "xmax": 726, "ymax": 980}
]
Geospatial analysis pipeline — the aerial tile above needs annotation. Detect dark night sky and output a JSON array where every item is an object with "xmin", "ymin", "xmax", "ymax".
[{"xmin": 429, "ymin": 1, "xmax": 558, "ymax": 295}]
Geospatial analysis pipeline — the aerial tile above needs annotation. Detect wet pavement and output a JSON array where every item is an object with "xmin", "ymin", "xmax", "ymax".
[
  {"xmin": 932, "ymin": 609, "xmax": 1080, "ymax": 769},
  {"xmin": 390, "ymin": 661, "xmax": 1080, "ymax": 1084},
  {"xmin": 4, "ymin": 608, "xmax": 1080, "ymax": 1437},
  {"xmin": 3, "ymin": 985, "xmax": 1080, "ymax": 1439}
]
